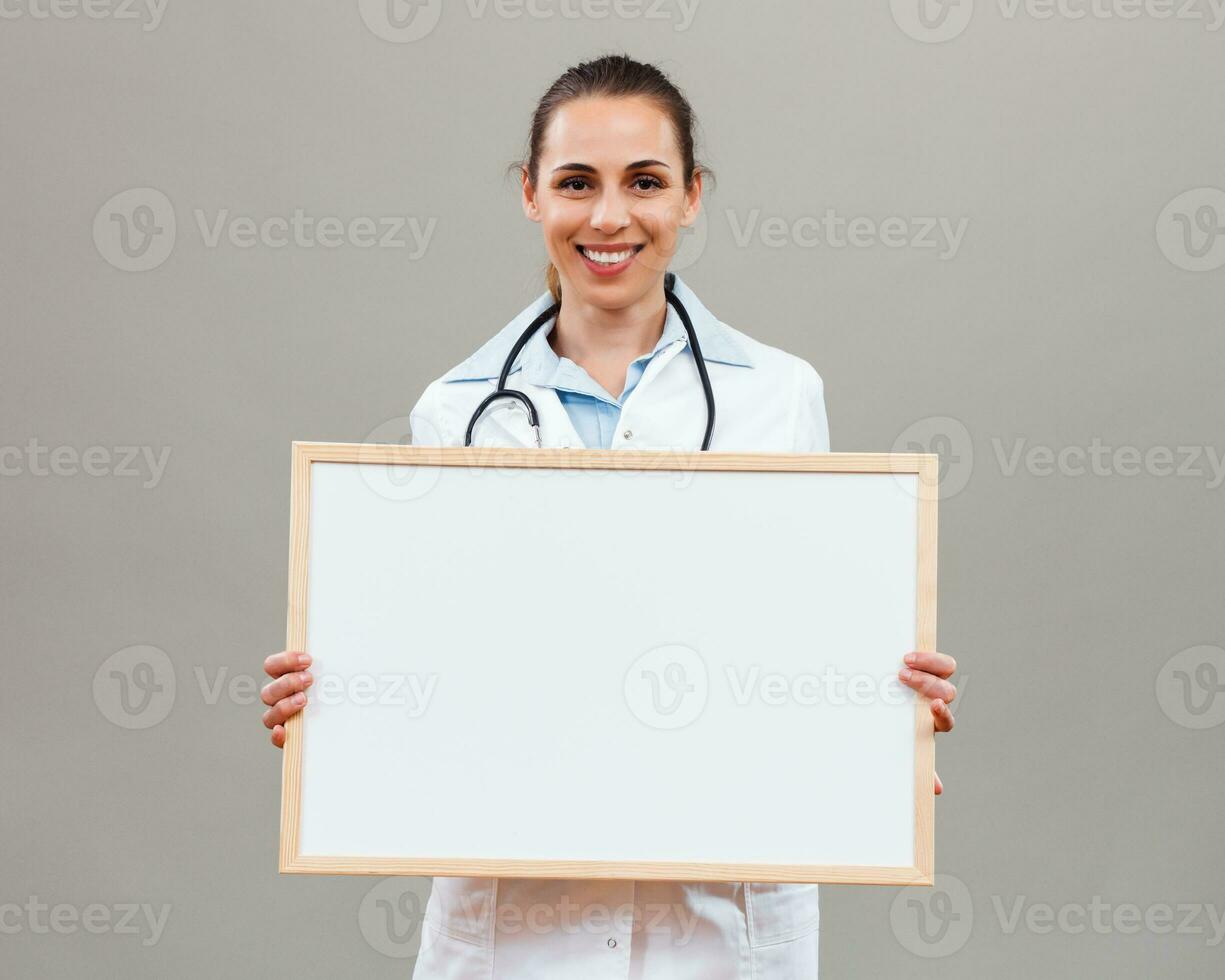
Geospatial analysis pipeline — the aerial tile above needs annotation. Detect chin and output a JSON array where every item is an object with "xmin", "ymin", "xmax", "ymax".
[{"xmin": 571, "ymin": 273, "xmax": 646, "ymax": 305}]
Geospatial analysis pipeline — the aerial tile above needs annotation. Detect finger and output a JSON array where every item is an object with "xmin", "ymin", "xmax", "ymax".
[
  {"xmin": 931, "ymin": 698, "xmax": 955, "ymax": 733},
  {"xmin": 264, "ymin": 650, "xmax": 311, "ymax": 680},
  {"xmin": 260, "ymin": 669, "xmax": 314, "ymax": 707},
  {"xmin": 271, "ymin": 724, "xmax": 285, "ymax": 749},
  {"xmin": 903, "ymin": 650, "xmax": 956, "ymax": 679},
  {"xmin": 934, "ymin": 770, "xmax": 943, "ymax": 795},
  {"xmin": 898, "ymin": 667, "xmax": 957, "ymax": 704},
  {"xmin": 262, "ymin": 691, "xmax": 307, "ymax": 729}
]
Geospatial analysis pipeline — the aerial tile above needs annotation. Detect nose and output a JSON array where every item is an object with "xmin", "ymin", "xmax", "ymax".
[{"xmin": 589, "ymin": 186, "xmax": 631, "ymax": 234}]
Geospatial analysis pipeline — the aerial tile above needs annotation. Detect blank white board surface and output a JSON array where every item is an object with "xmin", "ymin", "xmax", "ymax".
[{"xmin": 279, "ymin": 444, "xmax": 937, "ymax": 884}]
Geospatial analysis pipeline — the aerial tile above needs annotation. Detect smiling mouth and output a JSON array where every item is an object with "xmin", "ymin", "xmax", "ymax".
[{"xmin": 576, "ymin": 243, "xmax": 646, "ymax": 266}]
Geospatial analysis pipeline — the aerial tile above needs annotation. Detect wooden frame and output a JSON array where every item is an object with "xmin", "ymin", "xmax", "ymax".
[{"xmin": 279, "ymin": 442, "xmax": 938, "ymax": 885}]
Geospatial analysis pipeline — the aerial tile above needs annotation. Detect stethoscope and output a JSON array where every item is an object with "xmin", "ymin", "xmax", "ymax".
[{"xmin": 464, "ymin": 272, "xmax": 716, "ymax": 450}]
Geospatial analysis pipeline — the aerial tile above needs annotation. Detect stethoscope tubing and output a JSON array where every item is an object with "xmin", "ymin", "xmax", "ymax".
[{"xmin": 464, "ymin": 273, "xmax": 715, "ymax": 450}]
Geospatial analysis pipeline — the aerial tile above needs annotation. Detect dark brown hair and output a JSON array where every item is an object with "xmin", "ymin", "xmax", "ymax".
[{"xmin": 511, "ymin": 54, "xmax": 713, "ymax": 302}]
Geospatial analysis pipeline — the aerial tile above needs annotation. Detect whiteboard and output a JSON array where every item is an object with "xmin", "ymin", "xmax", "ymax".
[{"xmin": 279, "ymin": 443, "xmax": 937, "ymax": 884}]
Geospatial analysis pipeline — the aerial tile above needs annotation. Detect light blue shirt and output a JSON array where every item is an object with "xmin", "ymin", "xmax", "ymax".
[{"xmin": 537, "ymin": 311, "xmax": 688, "ymax": 449}]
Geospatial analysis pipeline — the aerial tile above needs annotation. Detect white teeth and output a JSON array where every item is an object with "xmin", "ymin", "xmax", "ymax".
[{"xmin": 582, "ymin": 247, "xmax": 635, "ymax": 265}]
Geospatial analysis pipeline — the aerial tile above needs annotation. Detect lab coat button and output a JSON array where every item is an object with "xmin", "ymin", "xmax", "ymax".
[
  {"xmin": 607, "ymin": 938, "xmax": 617, "ymax": 948},
  {"xmin": 623, "ymin": 429, "xmax": 633, "ymax": 440}
]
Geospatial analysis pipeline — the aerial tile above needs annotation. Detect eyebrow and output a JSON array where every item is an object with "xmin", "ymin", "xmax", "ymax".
[{"xmin": 551, "ymin": 159, "xmax": 671, "ymax": 174}]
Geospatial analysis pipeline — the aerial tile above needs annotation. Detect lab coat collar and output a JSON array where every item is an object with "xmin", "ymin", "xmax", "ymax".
[{"xmin": 439, "ymin": 273, "xmax": 754, "ymax": 385}]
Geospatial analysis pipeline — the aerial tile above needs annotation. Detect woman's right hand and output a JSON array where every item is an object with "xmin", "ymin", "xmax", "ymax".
[{"xmin": 262, "ymin": 650, "xmax": 314, "ymax": 748}]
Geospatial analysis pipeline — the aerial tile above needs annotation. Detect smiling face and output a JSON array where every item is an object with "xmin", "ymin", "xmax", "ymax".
[{"xmin": 522, "ymin": 96, "xmax": 702, "ymax": 309}]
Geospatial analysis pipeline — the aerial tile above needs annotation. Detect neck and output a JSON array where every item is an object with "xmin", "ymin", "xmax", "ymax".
[{"xmin": 548, "ymin": 286, "xmax": 669, "ymax": 399}]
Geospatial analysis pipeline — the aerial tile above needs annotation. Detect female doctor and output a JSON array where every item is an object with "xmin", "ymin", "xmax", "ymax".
[{"xmin": 261, "ymin": 54, "xmax": 958, "ymax": 979}]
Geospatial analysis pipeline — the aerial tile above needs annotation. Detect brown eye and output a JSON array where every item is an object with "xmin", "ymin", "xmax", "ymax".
[
  {"xmin": 559, "ymin": 177, "xmax": 590, "ymax": 191},
  {"xmin": 633, "ymin": 175, "xmax": 664, "ymax": 191}
]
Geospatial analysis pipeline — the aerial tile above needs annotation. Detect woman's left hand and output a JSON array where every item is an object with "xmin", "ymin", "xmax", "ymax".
[{"xmin": 898, "ymin": 650, "xmax": 957, "ymax": 796}]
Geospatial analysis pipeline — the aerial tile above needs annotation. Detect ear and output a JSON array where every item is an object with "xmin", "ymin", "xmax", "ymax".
[
  {"xmin": 679, "ymin": 170, "xmax": 703, "ymax": 229},
  {"xmin": 521, "ymin": 169, "xmax": 542, "ymax": 224}
]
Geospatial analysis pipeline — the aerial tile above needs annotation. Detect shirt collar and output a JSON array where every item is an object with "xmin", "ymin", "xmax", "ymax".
[
  {"xmin": 440, "ymin": 273, "xmax": 754, "ymax": 384},
  {"xmin": 518, "ymin": 300, "xmax": 687, "ymax": 398}
]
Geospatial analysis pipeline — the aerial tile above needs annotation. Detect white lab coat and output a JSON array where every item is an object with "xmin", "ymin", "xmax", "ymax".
[{"xmin": 406, "ymin": 274, "xmax": 830, "ymax": 979}]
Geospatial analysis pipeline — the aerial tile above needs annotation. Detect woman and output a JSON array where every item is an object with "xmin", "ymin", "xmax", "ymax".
[{"xmin": 261, "ymin": 54, "xmax": 958, "ymax": 979}]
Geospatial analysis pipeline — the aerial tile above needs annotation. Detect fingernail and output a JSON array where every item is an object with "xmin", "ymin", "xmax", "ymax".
[
  {"xmin": 899, "ymin": 668, "xmax": 912, "ymax": 682},
  {"xmin": 904, "ymin": 653, "xmax": 917, "ymax": 666},
  {"xmin": 293, "ymin": 693, "xmax": 306, "ymax": 705},
  {"xmin": 301, "ymin": 671, "xmax": 313, "ymax": 684},
  {"xmin": 297, "ymin": 653, "xmax": 312, "ymax": 666}
]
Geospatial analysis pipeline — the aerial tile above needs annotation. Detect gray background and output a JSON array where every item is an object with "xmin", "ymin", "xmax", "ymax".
[{"xmin": 2, "ymin": 1, "xmax": 1224, "ymax": 977}]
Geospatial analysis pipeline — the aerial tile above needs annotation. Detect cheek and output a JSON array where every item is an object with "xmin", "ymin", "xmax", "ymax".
[
  {"xmin": 636, "ymin": 200, "xmax": 685, "ymax": 245},
  {"xmin": 541, "ymin": 203, "xmax": 586, "ymax": 242}
]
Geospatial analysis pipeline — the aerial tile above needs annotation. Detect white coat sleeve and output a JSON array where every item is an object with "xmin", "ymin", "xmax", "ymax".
[
  {"xmin": 791, "ymin": 360, "xmax": 830, "ymax": 453},
  {"xmin": 408, "ymin": 379, "xmax": 452, "ymax": 448}
]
